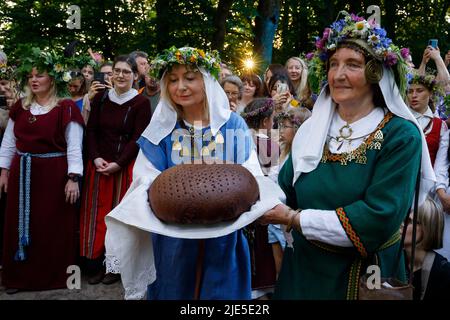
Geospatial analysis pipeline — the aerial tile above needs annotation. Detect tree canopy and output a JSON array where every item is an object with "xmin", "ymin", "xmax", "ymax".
[{"xmin": 1, "ymin": 0, "xmax": 449, "ymax": 75}]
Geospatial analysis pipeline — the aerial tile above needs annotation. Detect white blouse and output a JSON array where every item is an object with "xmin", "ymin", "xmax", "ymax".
[
  {"xmin": 108, "ymin": 88, "xmax": 138, "ymax": 105},
  {"xmin": 0, "ymin": 102, "xmax": 84, "ymax": 175},
  {"xmin": 411, "ymin": 108, "xmax": 449, "ymax": 192}
]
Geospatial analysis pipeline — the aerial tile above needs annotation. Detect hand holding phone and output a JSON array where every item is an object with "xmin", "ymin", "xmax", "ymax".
[
  {"xmin": 93, "ymin": 72, "xmax": 106, "ymax": 85},
  {"xmin": 277, "ymin": 83, "xmax": 289, "ymax": 94},
  {"xmin": 428, "ymin": 39, "xmax": 438, "ymax": 49}
]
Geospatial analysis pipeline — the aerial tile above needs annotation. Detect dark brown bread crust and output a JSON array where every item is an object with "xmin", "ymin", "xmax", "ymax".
[{"xmin": 149, "ymin": 164, "xmax": 260, "ymax": 224}]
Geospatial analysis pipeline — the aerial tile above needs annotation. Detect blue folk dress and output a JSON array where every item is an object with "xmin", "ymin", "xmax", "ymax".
[{"xmin": 137, "ymin": 112, "xmax": 254, "ymax": 299}]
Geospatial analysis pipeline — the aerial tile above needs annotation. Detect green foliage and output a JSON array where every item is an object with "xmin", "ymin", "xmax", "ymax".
[
  {"xmin": 15, "ymin": 45, "xmax": 73, "ymax": 96},
  {"xmin": 0, "ymin": 0, "xmax": 449, "ymax": 78}
]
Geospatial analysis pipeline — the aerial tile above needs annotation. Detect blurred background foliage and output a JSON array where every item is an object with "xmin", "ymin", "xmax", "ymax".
[{"xmin": 0, "ymin": 0, "xmax": 449, "ymax": 75}]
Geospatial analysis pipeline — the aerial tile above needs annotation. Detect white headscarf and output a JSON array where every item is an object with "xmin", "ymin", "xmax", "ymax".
[
  {"xmin": 141, "ymin": 67, "xmax": 231, "ymax": 144},
  {"xmin": 291, "ymin": 66, "xmax": 435, "ymax": 204}
]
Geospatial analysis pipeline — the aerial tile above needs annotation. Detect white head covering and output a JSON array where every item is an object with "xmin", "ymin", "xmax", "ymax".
[
  {"xmin": 141, "ymin": 67, "xmax": 231, "ymax": 145},
  {"xmin": 291, "ymin": 66, "xmax": 435, "ymax": 204}
]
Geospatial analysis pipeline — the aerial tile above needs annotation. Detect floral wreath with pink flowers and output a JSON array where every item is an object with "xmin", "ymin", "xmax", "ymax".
[
  {"xmin": 240, "ymin": 99, "xmax": 274, "ymax": 120},
  {"xmin": 306, "ymin": 11, "xmax": 408, "ymax": 96},
  {"xmin": 409, "ymin": 73, "xmax": 444, "ymax": 96}
]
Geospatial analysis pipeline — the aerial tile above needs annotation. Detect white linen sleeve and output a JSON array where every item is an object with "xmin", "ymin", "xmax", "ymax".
[
  {"xmin": 65, "ymin": 121, "xmax": 84, "ymax": 175},
  {"xmin": 299, "ymin": 209, "xmax": 353, "ymax": 247},
  {"xmin": 0, "ymin": 119, "xmax": 17, "ymax": 170},
  {"xmin": 434, "ymin": 122, "xmax": 449, "ymax": 192}
]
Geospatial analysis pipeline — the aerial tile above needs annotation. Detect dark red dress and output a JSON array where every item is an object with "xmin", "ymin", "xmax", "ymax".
[
  {"xmin": 1, "ymin": 99, "xmax": 84, "ymax": 290},
  {"xmin": 80, "ymin": 93, "xmax": 151, "ymax": 259}
]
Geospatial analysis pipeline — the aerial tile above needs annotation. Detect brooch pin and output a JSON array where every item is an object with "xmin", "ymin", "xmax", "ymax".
[{"xmin": 28, "ymin": 115, "xmax": 37, "ymax": 123}]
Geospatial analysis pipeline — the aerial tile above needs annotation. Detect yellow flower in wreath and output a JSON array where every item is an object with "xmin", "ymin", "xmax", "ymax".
[{"xmin": 175, "ymin": 51, "xmax": 182, "ymax": 61}]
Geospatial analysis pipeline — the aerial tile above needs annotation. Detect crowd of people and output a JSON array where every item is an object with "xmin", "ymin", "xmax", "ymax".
[{"xmin": 0, "ymin": 11, "xmax": 450, "ymax": 300}]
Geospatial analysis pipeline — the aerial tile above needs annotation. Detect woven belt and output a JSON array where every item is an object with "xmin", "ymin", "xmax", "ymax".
[
  {"xmin": 14, "ymin": 151, "xmax": 66, "ymax": 261},
  {"xmin": 309, "ymin": 231, "xmax": 402, "ymax": 300}
]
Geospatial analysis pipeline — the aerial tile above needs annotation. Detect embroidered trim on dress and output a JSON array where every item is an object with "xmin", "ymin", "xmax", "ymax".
[
  {"xmin": 336, "ymin": 207, "xmax": 368, "ymax": 258},
  {"xmin": 321, "ymin": 112, "xmax": 394, "ymax": 165},
  {"xmin": 347, "ymin": 258, "xmax": 363, "ymax": 300}
]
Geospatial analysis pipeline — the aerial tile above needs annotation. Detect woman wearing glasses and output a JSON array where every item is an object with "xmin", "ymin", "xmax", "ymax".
[
  {"xmin": 221, "ymin": 75, "xmax": 243, "ymax": 112},
  {"xmin": 79, "ymin": 55, "xmax": 151, "ymax": 285}
]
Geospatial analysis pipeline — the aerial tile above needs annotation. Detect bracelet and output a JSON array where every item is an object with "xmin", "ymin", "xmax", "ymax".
[
  {"xmin": 286, "ymin": 209, "xmax": 301, "ymax": 233},
  {"xmin": 68, "ymin": 174, "xmax": 80, "ymax": 183}
]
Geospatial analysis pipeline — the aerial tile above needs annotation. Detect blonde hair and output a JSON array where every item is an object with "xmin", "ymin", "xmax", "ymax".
[
  {"xmin": 417, "ymin": 197, "xmax": 445, "ymax": 251},
  {"xmin": 279, "ymin": 107, "xmax": 311, "ymax": 161},
  {"xmin": 162, "ymin": 66, "xmax": 209, "ymax": 121},
  {"xmin": 285, "ymin": 57, "xmax": 308, "ymax": 100},
  {"xmin": 22, "ymin": 77, "xmax": 59, "ymax": 111}
]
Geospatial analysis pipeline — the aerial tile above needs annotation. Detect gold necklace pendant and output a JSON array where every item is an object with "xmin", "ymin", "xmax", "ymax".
[
  {"xmin": 208, "ymin": 141, "xmax": 216, "ymax": 151},
  {"xmin": 201, "ymin": 146, "xmax": 210, "ymax": 156},
  {"xmin": 28, "ymin": 115, "xmax": 37, "ymax": 124},
  {"xmin": 180, "ymin": 146, "xmax": 190, "ymax": 157},
  {"xmin": 338, "ymin": 123, "xmax": 353, "ymax": 139},
  {"xmin": 215, "ymin": 132, "xmax": 224, "ymax": 144},
  {"xmin": 172, "ymin": 141, "xmax": 182, "ymax": 151}
]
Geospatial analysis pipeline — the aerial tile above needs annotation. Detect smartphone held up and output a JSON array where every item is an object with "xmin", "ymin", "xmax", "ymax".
[
  {"xmin": 428, "ymin": 39, "xmax": 438, "ymax": 49},
  {"xmin": 277, "ymin": 82, "xmax": 289, "ymax": 94},
  {"xmin": 93, "ymin": 72, "xmax": 106, "ymax": 85}
]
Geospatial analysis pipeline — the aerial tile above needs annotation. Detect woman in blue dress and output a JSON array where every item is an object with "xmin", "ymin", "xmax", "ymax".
[{"xmin": 104, "ymin": 47, "xmax": 281, "ymax": 300}]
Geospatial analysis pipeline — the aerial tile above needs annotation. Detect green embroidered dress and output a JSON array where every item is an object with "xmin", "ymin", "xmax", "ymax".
[{"xmin": 274, "ymin": 113, "xmax": 422, "ymax": 300}]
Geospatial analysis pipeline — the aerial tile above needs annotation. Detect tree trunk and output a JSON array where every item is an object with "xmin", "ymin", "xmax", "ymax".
[
  {"xmin": 211, "ymin": 0, "xmax": 234, "ymax": 51},
  {"xmin": 254, "ymin": 0, "xmax": 281, "ymax": 70}
]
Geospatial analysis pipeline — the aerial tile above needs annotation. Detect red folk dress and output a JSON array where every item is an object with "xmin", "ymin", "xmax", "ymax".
[
  {"xmin": 80, "ymin": 92, "xmax": 151, "ymax": 259},
  {"xmin": 2, "ymin": 99, "xmax": 84, "ymax": 290}
]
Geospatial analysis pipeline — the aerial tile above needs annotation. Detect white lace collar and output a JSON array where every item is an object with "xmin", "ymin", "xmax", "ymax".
[
  {"xmin": 108, "ymin": 88, "xmax": 138, "ymax": 105},
  {"xmin": 30, "ymin": 102, "xmax": 53, "ymax": 115}
]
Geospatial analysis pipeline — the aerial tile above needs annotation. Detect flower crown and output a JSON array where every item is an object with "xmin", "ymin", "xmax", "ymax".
[
  {"xmin": 275, "ymin": 108, "xmax": 311, "ymax": 128},
  {"xmin": 240, "ymin": 99, "xmax": 274, "ymax": 119},
  {"xmin": 16, "ymin": 47, "xmax": 73, "ymax": 96},
  {"xmin": 306, "ymin": 11, "xmax": 408, "ymax": 95},
  {"xmin": 0, "ymin": 63, "xmax": 16, "ymax": 81},
  {"xmin": 149, "ymin": 46, "xmax": 221, "ymax": 80},
  {"xmin": 69, "ymin": 54, "xmax": 98, "ymax": 71},
  {"xmin": 408, "ymin": 73, "xmax": 444, "ymax": 96}
]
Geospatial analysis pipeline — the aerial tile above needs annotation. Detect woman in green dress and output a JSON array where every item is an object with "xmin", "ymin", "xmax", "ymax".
[{"xmin": 260, "ymin": 12, "xmax": 436, "ymax": 299}]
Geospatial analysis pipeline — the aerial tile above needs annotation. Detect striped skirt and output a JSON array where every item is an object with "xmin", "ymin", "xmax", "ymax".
[{"xmin": 80, "ymin": 160, "xmax": 134, "ymax": 259}]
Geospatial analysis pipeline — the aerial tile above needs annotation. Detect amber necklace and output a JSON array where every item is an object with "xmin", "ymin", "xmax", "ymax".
[{"xmin": 29, "ymin": 102, "xmax": 52, "ymax": 124}]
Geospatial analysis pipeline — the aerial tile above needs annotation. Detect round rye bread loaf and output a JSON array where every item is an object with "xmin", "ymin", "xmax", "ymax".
[{"xmin": 148, "ymin": 164, "xmax": 260, "ymax": 224}]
